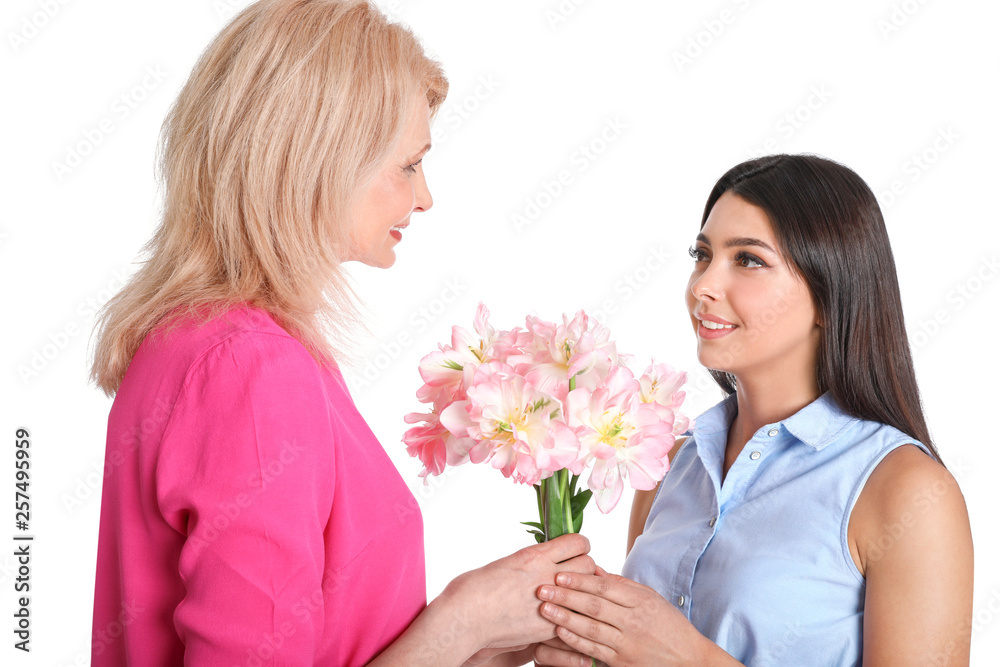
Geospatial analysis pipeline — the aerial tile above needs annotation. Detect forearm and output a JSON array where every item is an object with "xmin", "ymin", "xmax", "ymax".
[{"xmin": 368, "ymin": 593, "xmax": 481, "ymax": 666}]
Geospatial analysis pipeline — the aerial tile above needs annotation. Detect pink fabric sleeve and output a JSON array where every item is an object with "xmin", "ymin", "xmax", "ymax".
[{"xmin": 154, "ymin": 331, "xmax": 336, "ymax": 664}]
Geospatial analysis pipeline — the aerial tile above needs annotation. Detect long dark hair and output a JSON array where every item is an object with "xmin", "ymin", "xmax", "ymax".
[{"xmin": 701, "ymin": 154, "xmax": 940, "ymax": 461}]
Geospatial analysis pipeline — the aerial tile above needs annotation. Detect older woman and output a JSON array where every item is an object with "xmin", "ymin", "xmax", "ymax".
[{"xmin": 89, "ymin": 1, "xmax": 592, "ymax": 664}]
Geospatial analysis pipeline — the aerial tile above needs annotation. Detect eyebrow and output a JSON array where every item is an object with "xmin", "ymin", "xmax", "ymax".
[
  {"xmin": 412, "ymin": 143, "xmax": 432, "ymax": 159},
  {"xmin": 696, "ymin": 232, "xmax": 777, "ymax": 254}
]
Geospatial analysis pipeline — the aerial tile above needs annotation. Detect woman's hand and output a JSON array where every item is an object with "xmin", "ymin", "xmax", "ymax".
[
  {"xmin": 370, "ymin": 534, "xmax": 595, "ymax": 665},
  {"xmin": 533, "ymin": 569, "xmax": 741, "ymax": 666},
  {"xmin": 438, "ymin": 533, "xmax": 597, "ymax": 653}
]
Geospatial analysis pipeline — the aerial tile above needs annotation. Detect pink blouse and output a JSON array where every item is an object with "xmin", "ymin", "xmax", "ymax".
[{"xmin": 91, "ymin": 305, "xmax": 425, "ymax": 665}]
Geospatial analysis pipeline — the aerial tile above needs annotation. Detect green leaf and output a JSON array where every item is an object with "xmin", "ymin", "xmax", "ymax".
[
  {"xmin": 524, "ymin": 528, "xmax": 545, "ymax": 543},
  {"xmin": 570, "ymin": 489, "xmax": 593, "ymax": 517},
  {"xmin": 520, "ymin": 521, "xmax": 544, "ymax": 531}
]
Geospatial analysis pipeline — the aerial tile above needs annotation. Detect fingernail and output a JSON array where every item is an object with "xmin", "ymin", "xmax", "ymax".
[
  {"xmin": 556, "ymin": 573, "xmax": 569, "ymax": 585},
  {"xmin": 538, "ymin": 586, "xmax": 553, "ymax": 600},
  {"xmin": 541, "ymin": 602, "xmax": 556, "ymax": 616}
]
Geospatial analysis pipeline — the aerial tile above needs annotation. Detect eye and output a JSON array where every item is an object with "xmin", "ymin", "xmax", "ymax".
[
  {"xmin": 734, "ymin": 251, "xmax": 766, "ymax": 269},
  {"xmin": 688, "ymin": 245, "xmax": 709, "ymax": 262},
  {"xmin": 403, "ymin": 158, "xmax": 423, "ymax": 175}
]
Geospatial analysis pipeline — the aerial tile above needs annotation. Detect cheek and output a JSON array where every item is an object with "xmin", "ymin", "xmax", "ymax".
[
  {"xmin": 742, "ymin": 283, "xmax": 816, "ymax": 339},
  {"xmin": 380, "ymin": 175, "xmax": 414, "ymax": 219}
]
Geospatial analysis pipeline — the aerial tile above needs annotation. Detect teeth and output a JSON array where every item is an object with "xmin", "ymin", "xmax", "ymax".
[{"xmin": 701, "ymin": 319, "xmax": 735, "ymax": 330}]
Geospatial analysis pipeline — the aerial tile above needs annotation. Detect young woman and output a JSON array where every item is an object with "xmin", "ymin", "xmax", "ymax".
[
  {"xmin": 531, "ymin": 155, "xmax": 974, "ymax": 666},
  {"xmin": 88, "ymin": 1, "xmax": 592, "ymax": 664}
]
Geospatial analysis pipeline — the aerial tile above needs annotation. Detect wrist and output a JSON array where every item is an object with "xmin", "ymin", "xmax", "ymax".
[
  {"xmin": 425, "ymin": 581, "xmax": 486, "ymax": 659},
  {"xmin": 691, "ymin": 631, "xmax": 743, "ymax": 666}
]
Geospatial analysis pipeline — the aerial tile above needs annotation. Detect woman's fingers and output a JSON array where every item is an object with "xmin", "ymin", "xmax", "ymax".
[
  {"xmin": 538, "ymin": 581, "xmax": 627, "ymax": 630},
  {"xmin": 539, "ymin": 600, "xmax": 622, "ymax": 656},
  {"xmin": 537, "ymin": 602, "xmax": 618, "ymax": 665},
  {"xmin": 533, "ymin": 639, "xmax": 597, "ymax": 667},
  {"xmin": 536, "ymin": 533, "xmax": 591, "ymax": 563},
  {"xmin": 594, "ymin": 568, "xmax": 653, "ymax": 593},
  {"xmin": 546, "ymin": 572, "xmax": 640, "ymax": 608},
  {"xmin": 556, "ymin": 554, "xmax": 597, "ymax": 576}
]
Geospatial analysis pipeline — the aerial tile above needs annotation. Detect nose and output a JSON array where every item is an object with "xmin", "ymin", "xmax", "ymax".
[
  {"xmin": 690, "ymin": 261, "xmax": 725, "ymax": 302},
  {"xmin": 413, "ymin": 169, "xmax": 433, "ymax": 213}
]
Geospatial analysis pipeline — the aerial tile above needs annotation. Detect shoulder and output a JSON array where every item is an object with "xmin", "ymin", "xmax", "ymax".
[
  {"xmin": 140, "ymin": 304, "xmax": 321, "ymax": 380},
  {"xmin": 154, "ymin": 310, "xmax": 339, "ymax": 481},
  {"xmin": 850, "ymin": 444, "xmax": 971, "ymax": 577},
  {"xmin": 124, "ymin": 305, "xmax": 333, "ymax": 424},
  {"xmin": 864, "ymin": 445, "xmax": 966, "ymax": 525}
]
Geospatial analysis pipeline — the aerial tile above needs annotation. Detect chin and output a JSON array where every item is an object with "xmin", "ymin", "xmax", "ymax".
[
  {"xmin": 697, "ymin": 349, "xmax": 733, "ymax": 375},
  {"xmin": 356, "ymin": 251, "xmax": 396, "ymax": 269}
]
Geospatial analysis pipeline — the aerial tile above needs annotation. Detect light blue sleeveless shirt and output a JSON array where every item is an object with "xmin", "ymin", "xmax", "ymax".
[{"xmin": 622, "ymin": 392, "xmax": 931, "ymax": 666}]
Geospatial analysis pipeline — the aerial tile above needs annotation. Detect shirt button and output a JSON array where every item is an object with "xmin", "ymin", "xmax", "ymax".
[
  {"xmin": 749, "ymin": 450, "xmax": 761, "ymax": 460},
  {"xmin": 767, "ymin": 428, "xmax": 779, "ymax": 437},
  {"xmin": 709, "ymin": 516, "xmax": 717, "ymax": 527},
  {"xmin": 677, "ymin": 595, "xmax": 686, "ymax": 607}
]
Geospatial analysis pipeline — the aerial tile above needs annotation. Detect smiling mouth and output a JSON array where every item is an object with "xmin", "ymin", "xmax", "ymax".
[
  {"xmin": 695, "ymin": 316, "xmax": 738, "ymax": 339},
  {"xmin": 698, "ymin": 319, "xmax": 735, "ymax": 330}
]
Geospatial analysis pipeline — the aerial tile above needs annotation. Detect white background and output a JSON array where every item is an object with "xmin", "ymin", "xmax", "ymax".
[{"xmin": 2, "ymin": 0, "xmax": 998, "ymax": 664}]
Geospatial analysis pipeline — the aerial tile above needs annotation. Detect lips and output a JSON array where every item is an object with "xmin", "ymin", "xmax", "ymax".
[
  {"xmin": 390, "ymin": 222, "xmax": 408, "ymax": 241},
  {"xmin": 694, "ymin": 312, "xmax": 737, "ymax": 339}
]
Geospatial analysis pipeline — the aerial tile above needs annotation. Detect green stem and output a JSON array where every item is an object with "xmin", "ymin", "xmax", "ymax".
[
  {"xmin": 535, "ymin": 482, "xmax": 544, "ymax": 530},
  {"xmin": 562, "ymin": 469, "xmax": 574, "ymax": 534},
  {"xmin": 540, "ymin": 477, "xmax": 550, "ymax": 541}
]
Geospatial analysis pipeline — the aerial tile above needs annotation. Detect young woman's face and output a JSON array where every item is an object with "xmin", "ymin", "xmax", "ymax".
[
  {"xmin": 346, "ymin": 98, "xmax": 433, "ymax": 268},
  {"xmin": 685, "ymin": 191, "xmax": 821, "ymax": 384}
]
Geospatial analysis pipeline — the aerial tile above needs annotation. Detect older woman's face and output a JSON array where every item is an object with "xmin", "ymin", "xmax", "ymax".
[{"xmin": 346, "ymin": 98, "xmax": 433, "ymax": 268}]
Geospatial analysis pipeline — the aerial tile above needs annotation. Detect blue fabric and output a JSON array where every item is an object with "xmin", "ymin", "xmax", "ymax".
[{"xmin": 622, "ymin": 391, "xmax": 931, "ymax": 666}]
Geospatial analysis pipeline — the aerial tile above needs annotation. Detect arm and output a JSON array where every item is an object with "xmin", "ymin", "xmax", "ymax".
[
  {"xmin": 155, "ymin": 333, "xmax": 336, "ymax": 662},
  {"xmin": 850, "ymin": 445, "xmax": 973, "ymax": 666}
]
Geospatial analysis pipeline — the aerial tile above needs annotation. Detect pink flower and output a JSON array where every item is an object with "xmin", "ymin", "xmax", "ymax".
[
  {"xmin": 567, "ymin": 366, "xmax": 675, "ymax": 513},
  {"xmin": 639, "ymin": 361, "xmax": 692, "ymax": 435},
  {"xmin": 402, "ymin": 303, "xmax": 691, "ymax": 534},
  {"xmin": 402, "ymin": 410, "xmax": 475, "ymax": 480},
  {"xmin": 440, "ymin": 362, "xmax": 582, "ymax": 485},
  {"xmin": 518, "ymin": 310, "xmax": 620, "ymax": 401},
  {"xmin": 415, "ymin": 303, "xmax": 525, "ymax": 407}
]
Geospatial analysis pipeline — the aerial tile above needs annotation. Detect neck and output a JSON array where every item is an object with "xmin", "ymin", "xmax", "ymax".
[{"xmin": 729, "ymin": 371, "xmax": 821, "ymax": 447}]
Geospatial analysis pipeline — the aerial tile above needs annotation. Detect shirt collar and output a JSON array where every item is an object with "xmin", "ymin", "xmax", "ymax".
[{"xmin": 691, "ymin": 391, "xmax": 858, "ymax": 451}]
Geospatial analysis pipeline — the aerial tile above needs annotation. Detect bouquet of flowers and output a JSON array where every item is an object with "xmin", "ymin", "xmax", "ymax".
[{"xmin": 402, "ymin": 304, "xmax": 690, "ymax": 541}]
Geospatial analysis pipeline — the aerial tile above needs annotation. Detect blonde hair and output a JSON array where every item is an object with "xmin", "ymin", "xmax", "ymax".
[{"xmin": 90, "ymin": 0, "xmax": 448, "ymax": 396}]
